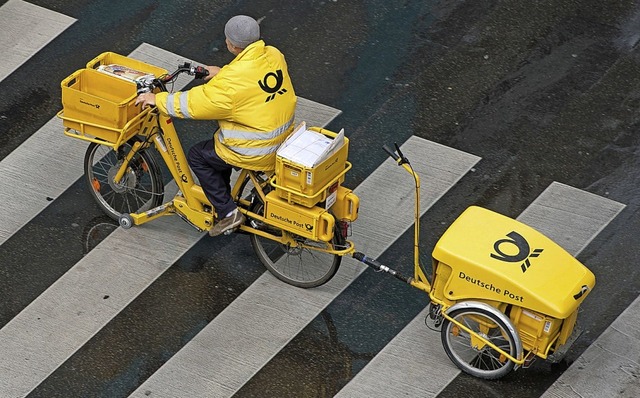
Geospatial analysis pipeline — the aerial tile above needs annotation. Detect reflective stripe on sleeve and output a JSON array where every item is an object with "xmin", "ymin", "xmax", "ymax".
[
  {"xmin": 164, "ymin": 92, "xmax": 192, "ymax": 119},
  {"xmin": 165, "ymin": 93, "xmax": 176, "ymax": 117},
  {"xmin": 179, "ymin": 92, "xmax": 192, "ymax": 118}
]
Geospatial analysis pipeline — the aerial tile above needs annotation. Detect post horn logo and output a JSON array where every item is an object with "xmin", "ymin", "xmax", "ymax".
[
  {"xmin": 258, "ymin": 70, "xmax": 287, "ymax": 102},
  {"xmin": 491, "ymin": 231, "xmax": 544, "ymax": 273}
]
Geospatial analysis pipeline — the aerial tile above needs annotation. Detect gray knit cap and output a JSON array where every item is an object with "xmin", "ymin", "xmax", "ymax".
[{"xmin": 224, "ymin": 15, "xmax": 260, "ymax": 49}]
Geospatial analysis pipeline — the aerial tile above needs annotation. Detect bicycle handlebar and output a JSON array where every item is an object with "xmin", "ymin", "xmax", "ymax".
[
  {"xmin": 136, "ymin": 62, "xmax": 209, "ymax": 95},
  {"xmin": 383, "ymin": 143, "xmax": 409, "ymax": 165},
  {"xmin": 383, "ymin": 144, "xmax": 400, "ymax": 161}
]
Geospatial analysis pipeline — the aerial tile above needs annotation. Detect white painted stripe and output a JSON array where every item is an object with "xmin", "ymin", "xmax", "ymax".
[
  {"xmin": 0, "ymin": 118, "xmax": 85, "ymax": 244},
  {"xmin": 336, "ymin": 182, "xmax": 624, "ymax": 397},
  {"xmin": 0, "ymin": 0, "xmax": 75, "ymax": 82},
  {"xmin": 0, "ymin": 195, "xmax": 195, "ymax": 397},
  {"xmin": 541, "ymin": 296, "xmax": 640, "ymax": 398},
  {"xmin": 517, "ymin": 182, "xmax": 625, "ymax": 256},
  {"xmin": 128, "ymin": 137, "xmax": 481, "ymax": 397},
  {"xmin": 543, "ymin": 284, "xmax": 638, "ymax": 394},
  {"xmin": 0, "ymin": 43, "xmax": 340, "ymax": 396}
]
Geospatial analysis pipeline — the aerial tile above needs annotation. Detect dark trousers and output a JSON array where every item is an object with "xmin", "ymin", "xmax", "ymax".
[{"xmin": 187, "ymin": 139, "xmax": 236, "ymax": 218}]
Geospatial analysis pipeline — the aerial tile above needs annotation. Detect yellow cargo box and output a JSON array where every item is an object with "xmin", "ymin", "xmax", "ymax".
[
  {"xmin": 264, "ymin": 192, "xmax": 335, "ymax": 241},
  {"xmin": 432, "ymin": 206, "xmax": 595, "ymax": 319},
  {"xmin": 509, "ymin": 306, "xmax": 563, "ymax": 357},
  {"xmin": 57, "ymin": 52, "xmax": 168, "ymax": 148},
  {"xmin": 85, "ymin": 52, "xmax": 168, "ymax": 76},
  {"xmin": 272, "ymin": 127, "xmax": 351, "ymax": 208},
  {"xmin": 60, "ymin": 68, "xmax": 139, "ymax": 144}
]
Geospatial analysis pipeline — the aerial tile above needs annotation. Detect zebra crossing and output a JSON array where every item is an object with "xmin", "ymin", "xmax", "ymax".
[
  {"xmin": 0, "ymin": 1, "xmax": 638, "ymax": 397},
  {"xmin": 0, "ymin": 0, "xmax": 75, "ymax": 83}
]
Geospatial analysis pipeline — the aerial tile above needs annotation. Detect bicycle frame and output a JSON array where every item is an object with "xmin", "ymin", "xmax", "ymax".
[
  {"xmin": 114, "ymin": 110, "xmax": 211, "ymax": 228},
  {"xmin": 112, "ymin": 109, "xmax": 354, "ymax": 256}
]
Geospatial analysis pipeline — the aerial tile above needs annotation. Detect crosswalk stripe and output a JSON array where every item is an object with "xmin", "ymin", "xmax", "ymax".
[
  {"xmin": 128, "ymin": 137, "xmax": 481, "ymax": 397},
  {"xmin": 0, "ymin": 0, "xmax": 75, "ymax": 83},
  {"xmin": 0, "ymin": 44, "xmax": 340, "ymax": 397},
  {"xmin": 0, "ymin": 116, "xmax": 84, "ymax": 244},
  {"xmin": 517, "ymin": 182, "xmax": 625, "ymax": 255},
  {"xmin": 0, "ymin": 44, "xmax": 197, "ymax": 397},
  {"xmin": 336, "ymin": 182, "xmax": 624, "ymax": 397},
  {"xmin": 542, "ymin": 300, "xmax": 639, "ymax": 396},
  {"xmin": 0, "ymin": 1, "xmax": 92, "ymax": 243}
]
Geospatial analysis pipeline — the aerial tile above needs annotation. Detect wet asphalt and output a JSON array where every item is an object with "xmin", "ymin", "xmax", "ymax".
[{"xmin": 1, "ymin": 0, "xmax": 639, "ymax": 396}]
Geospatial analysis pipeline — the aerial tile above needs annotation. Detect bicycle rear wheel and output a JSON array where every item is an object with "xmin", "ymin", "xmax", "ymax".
[
  {"xmin": 84, "ymin": 139, "xmax": 164, "ymax": 220},
  {"xmin": 249, "ymin": 202, "xmax": 342, "ymax": 288}
]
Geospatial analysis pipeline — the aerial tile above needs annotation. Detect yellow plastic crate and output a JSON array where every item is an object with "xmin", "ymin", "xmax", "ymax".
[
  {"xmin": 272, "ymin": 127, "xmax": 351, "ymax": 208},
  {"xmin": 85, "ymin": 52, "xmax": 168, "ymax": 77},
  {"xmin": 58, "ymin": 52, "xmax": 168, "ymax": 148}
]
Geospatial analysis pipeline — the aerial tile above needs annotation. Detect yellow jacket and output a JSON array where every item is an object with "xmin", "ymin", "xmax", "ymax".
[{"xmin": 155, "ymin": 40, "xmax": 296, "ymax": 170}]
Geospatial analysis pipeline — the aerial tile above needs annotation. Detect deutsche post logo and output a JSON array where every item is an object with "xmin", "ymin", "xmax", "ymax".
[
  {"xmin": 491, "ymin": 231, "xmax": 543, "ymax": 273},
  {"xmin": 258, "ymin": 70, "xmax": 287, "ymax": 102}
]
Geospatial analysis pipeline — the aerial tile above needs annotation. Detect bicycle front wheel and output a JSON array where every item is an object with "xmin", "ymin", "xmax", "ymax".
[
  {"xmin": 249, "ymin": 203, "xmax": 342, "ymax": 288},
  {"xmin": 84, "ymin": 139, "xmax": 164, "ymax": 220},
  {"xmin": 441, "ymin": 306, "xmax": 518, "ymax": 379}
]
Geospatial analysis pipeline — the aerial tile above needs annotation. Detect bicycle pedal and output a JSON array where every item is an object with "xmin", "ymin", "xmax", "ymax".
[
  {"xmin": 250, "ymin": 219, "xmax": 261, "ymax": 229},
  {"xmin": 223, "ymin": 227, "xmax": 236, "ymax": 236}
]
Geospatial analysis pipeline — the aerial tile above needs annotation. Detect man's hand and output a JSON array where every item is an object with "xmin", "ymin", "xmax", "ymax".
[
  {"xmin": 203, "ymin": 66, "xmax": 221, "ymax": 81},
  {"xmin": 135, "ymin": 92, "xmax": 156, "ymax": 108}
]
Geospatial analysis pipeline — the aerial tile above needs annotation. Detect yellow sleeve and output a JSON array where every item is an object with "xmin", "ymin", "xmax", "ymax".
[{"xmin": 154, "ymin": 79, "xmax": 233, "ymax": 120}]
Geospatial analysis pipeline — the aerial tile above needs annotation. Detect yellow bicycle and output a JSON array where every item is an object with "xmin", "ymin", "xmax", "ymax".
[
  {"xmin": 58, "ymin": 52, "xmax": 359, "ymax": 288},
  {"xmin": 353, "ymin": 144, "xmax": 595, "ymax": 379}
]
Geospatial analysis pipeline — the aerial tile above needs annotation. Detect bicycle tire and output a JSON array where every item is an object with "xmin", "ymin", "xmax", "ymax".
[
  {"xmin": 84, "ymin": 138, "xmax": 164, "ymax": 221},
  {"xmin": 441, "ymin": 306, "xmax": 518, "ymax": 379},
  {"xmin": 249, "ymin": 200, "xmax": 342, "ymax": 288}
]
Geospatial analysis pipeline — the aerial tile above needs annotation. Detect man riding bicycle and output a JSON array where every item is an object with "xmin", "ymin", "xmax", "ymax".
[{"xmin": 135, "ymin": 15, "xmax": 297, "ymax": 236}]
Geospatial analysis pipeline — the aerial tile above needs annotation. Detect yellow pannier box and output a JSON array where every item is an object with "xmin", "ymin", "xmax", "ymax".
[
  {"xmin": 272, "ymin": 126, "xmax": 351, "ymax": 208},
  {"xmin": 57, "ymin": 52, "xmax": 167, "ymax": 148},
  {"xmin": 264, "ymin": 191, "xmax": 335, "ymax": 241},
  {"xmin": 431, "ymin": 206, "xmax": 595, "ymax": 319}
]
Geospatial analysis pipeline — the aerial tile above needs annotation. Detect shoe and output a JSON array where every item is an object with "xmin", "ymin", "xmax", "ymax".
[{"xmin": 209, "ymin": 209, "xmax": 246, "ymax": 236}]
